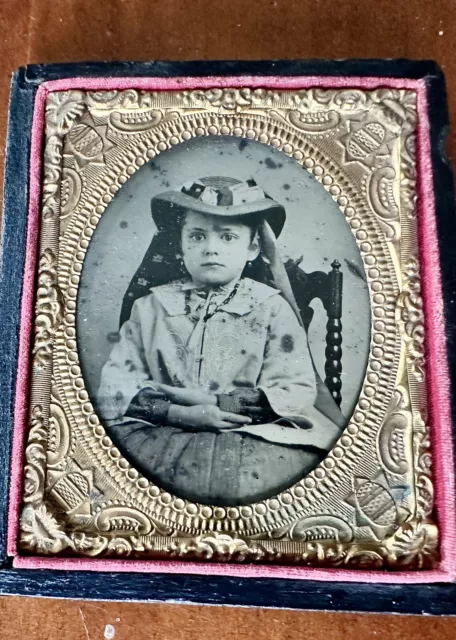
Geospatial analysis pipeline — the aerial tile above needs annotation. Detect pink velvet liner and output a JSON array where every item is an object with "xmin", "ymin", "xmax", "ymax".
[
  {"xmin": 7, "ymin": 86, "xmax": 46, "ymax": 555},
  {"xmin": 415, "ymin": 85, "xmax": 456, "ymax": 577},
  {"xmin": 8, "ymin": 74, "xmax": 456, "ymax": 585}
]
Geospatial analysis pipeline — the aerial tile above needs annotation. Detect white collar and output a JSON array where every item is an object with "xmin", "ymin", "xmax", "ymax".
[{"xmin": 150, "ymin": 278, "xmax": 280, "ymax": 317}]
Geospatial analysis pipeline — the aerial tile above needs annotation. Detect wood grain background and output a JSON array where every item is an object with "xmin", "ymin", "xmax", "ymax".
[{"xmin": 1, "ymin": 0, "xmax": 456, "ymax": 636}]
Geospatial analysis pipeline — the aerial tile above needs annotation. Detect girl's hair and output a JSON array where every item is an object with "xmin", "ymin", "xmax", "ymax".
[{"xmin": 119, "ymin": 210, "xmax": 274, "ymax": 327}]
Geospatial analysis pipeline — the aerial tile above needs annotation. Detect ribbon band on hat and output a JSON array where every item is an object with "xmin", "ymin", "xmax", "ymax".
[
  {"xmin": 181, "ymin": 178, "xmax": 271, "ymax": 207},
  {"xmin": 151, "ymin": 176, "xmax": 286, "ymax": 238}
]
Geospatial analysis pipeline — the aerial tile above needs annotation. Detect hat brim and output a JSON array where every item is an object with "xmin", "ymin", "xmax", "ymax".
[{"xmin": 151, "ymin": 191, "xmax": 286, "ymax": 238}]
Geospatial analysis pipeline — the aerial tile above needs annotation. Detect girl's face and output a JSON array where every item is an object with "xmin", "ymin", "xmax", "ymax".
[{"xmin": 181, "ymin": 211, "xmax": 260, "ymax": 287}]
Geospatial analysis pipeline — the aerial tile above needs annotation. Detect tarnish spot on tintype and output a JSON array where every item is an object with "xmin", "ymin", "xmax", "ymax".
[
  {"xmin": 280, "ymin": 334, "xmax": 294, "ymax": 353},
  {"xmin": 264, "ymin": 158, "xmax": 283, "ymax": 169}
]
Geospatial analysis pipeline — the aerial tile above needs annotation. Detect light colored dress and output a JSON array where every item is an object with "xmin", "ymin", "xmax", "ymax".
[{"xmin": 97, "ymin": 277, "xmax": 343, "ymax": 504}]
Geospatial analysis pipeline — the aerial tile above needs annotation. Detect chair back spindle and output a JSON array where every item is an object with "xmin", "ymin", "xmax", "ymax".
[{"xmin": 325, "ymin": 261, "xmax": 343, "ymax": 406}]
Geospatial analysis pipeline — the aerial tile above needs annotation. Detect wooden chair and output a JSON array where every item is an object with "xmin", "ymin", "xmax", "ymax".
[{"xmin": 284, "ymin": 258, "xmax": 343, "ymax": 406}]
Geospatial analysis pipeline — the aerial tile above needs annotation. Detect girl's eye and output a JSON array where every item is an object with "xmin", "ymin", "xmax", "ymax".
[
  {"xmin": 189, "ymin": 233, "xmax": 204, "ymax": 241},
  {"xmin": 222, "ymin": 233, "xmax": 236, "ymax": 242}
]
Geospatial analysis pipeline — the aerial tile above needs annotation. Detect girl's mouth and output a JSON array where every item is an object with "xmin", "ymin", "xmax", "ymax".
[{"xmin": 201, "ymin": 262, "xmax": 224, "ymax": 267}]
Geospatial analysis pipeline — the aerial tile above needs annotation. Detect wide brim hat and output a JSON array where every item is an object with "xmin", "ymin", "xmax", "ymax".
[{"xmin": 151, "ymin": 176, "xmax": 286, "ymax": 238}]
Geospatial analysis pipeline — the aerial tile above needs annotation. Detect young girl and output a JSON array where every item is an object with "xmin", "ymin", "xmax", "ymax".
[{"xmin": 97, "ymin": 176, "xmax": 344, "ymax": 506}]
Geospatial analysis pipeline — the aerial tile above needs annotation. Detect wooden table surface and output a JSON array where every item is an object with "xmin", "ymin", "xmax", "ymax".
[{"xmin": 1, "ymin": 0, "xmax": 456, "ymax": 636}]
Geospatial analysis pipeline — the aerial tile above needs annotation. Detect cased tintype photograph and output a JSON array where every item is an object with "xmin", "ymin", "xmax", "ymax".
[{"xmin": 15, "ymin": 82, "xmax": 442, "ymax": 572}]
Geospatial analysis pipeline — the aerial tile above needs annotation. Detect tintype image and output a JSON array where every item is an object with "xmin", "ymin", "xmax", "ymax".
[{"xmin": 77, "ymin": 136, "xmax": 370, "ymax": 506}]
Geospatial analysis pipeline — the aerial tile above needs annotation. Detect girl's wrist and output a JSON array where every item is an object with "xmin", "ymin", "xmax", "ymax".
[{"xmin": 167, "ymin": 404, "xmax": 185, "ymax": 426}]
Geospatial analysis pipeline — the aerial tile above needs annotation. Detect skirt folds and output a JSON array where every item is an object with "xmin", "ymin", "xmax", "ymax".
[{"xmin": 107, "ymin": 421, "xmax": 323, "ymax": 506}]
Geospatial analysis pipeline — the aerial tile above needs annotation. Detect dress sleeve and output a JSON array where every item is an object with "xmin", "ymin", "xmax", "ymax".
[
  {"xmin": 96, "ymin": 300, "xmax": 151, "ymax": 421},
  {"xmin": 257, "ymin": 296, "xmax": 317, "ymax": 427}
]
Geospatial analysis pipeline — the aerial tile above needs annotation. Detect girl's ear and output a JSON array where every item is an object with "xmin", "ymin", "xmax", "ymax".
[{"xmin": 247, "ymin": 231, "xmax": 261, "ymax": 261}]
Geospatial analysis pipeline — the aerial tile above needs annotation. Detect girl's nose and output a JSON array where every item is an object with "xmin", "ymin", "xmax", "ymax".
[{"xmin": 203, "ymin": 236, "xmax": 218, "ymax": 254}]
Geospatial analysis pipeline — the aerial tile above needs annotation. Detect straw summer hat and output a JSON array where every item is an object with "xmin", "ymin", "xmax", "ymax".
[{"xmin": 151, "ymin": 176, "xmax": 286, "ymax": 238}]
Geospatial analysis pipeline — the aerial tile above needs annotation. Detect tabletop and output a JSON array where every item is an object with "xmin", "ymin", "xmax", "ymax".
[{"xmin": 0, "ymin": 0, "xmax": 455, "ymax": 637}]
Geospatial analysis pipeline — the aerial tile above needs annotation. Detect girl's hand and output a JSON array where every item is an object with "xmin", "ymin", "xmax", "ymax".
[
  {"xmin": 167, "ymin": 404, "xmax": 252, "ymax": 430},
  {"xmin": 154, "ymin": 383, "xmax": 217, "ymax": 407}
]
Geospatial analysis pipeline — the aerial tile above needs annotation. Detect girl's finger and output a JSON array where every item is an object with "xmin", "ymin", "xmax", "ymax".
[
  {"xmin": 217, "ymin": 421, "xmax": 241, "ymax": 429},
  {"xmin": 158, "ymin": 383, "xmax": 172, "ymax": 392},
  {"xmin": 219, "ymin": 412, "xmax": 252, "ymax": 424}
]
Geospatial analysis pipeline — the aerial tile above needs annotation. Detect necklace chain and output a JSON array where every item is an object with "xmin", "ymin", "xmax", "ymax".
[{"xmin": 185, "ymin": 282, "xmax": 240, "ymax": 320}]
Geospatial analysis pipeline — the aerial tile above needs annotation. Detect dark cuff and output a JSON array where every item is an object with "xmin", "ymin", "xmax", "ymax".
[
  {"xmin": 217, "ymin": 388, "xmax": 277, "ymax": 424},
  {"xmin": 217, "ymin": 393, "xmax": 242, "ymax": 414},
  {"xmin": 125, "ymin": 387, "xmax": 171, "ymax": 424}
]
